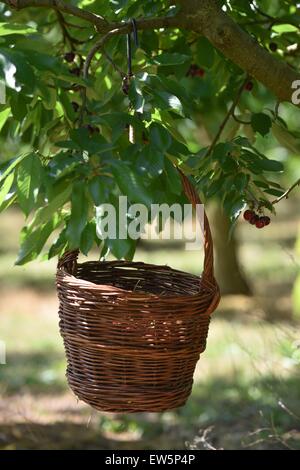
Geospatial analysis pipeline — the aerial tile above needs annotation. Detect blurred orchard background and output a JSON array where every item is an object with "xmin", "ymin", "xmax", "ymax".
[
  {"xmin": 0, "ymin": 105, "xmax": 300, "ymax": 450},
  {"xmin": 0, "ymin": 0, "xmax": 300, "ymax": 451}
]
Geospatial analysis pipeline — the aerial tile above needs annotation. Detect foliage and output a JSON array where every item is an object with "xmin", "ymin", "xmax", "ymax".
[{"xmin": 0, "ymin": 0, "xmax": 299, "ymax": 263}]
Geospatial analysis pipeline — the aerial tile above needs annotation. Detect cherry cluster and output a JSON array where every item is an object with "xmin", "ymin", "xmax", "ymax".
[
  {"xmin": 243, "ymin": 210, "xmax": 271, "ymax": 229},
  {"xmin": 186, "ymin": 64, "xmax": 205, "ymax": 78}
]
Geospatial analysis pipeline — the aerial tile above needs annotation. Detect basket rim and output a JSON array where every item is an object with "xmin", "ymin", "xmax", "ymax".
[{"xmin": 57, "ymin": 258, "xmax": 219, "ymax": 302}]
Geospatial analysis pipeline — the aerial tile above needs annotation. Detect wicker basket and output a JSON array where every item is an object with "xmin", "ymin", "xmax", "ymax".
[{"xmin": 56, "ymin": 174, "xmax": 220, "ymax": 413}]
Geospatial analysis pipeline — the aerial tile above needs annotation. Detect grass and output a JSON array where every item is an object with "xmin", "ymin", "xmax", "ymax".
[{"xmin": 0, "ymin": 203, "xmax": 299, "ymax": 450}]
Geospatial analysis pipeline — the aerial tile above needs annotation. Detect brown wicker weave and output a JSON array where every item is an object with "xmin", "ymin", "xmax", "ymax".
[{"xmin": 56, "ymin": 173, "xmax": 220, "ymax": 413}]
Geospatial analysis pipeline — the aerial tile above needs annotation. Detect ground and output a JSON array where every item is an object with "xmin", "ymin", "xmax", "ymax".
[{"xmin": 0, "ymin": 199, "xmax": 299, "ymax": 450}]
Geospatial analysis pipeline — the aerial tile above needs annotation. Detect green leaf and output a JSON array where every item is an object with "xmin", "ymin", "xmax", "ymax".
[
  {"xmin": 0, "ymin": 107, "xmax": 10, "ymax": 131},
  {"xmin": 39, "ymin": 82, "xmax": 57, "ymax": 110},
  {"xmin": 59, "ymin": 91, "xmax": 75, "ymax": 121},
  {"xmin": 151, "ymin": 53, "xmax": 190, "ymax": 66},
  {"xmin": 149, "ymin": 123, "xmax": 172, "ymax": 152},
  {"xmin": 0, "ymin": 49, "xmax": 36, "ymax": 90},
  {"xmin": 251, "ymin": 113, "xmax": 272, "ymax": 136},
  {"xmin": 66, "ymin": 181, "xmax": 88, "ymax": 249},
  {"xmin": 0, "ymin": 171, "xmax": 14, "ymax": 206},
  {"xmin": 263, "ymin": 188, "xmax": 285, "ymax": 197},
  {"xmin": 88, "ymin": 176, "xmax": 106, "ymax": 206},
  {"xmin": 138, "ymin": 145, "xmax": 165, "ymax": 177},
  {"xmin": 17, "ymin": 153, "xmax": 42, "ymax": 216},
  {"xmin": 0, "ymin": 23, "xmax": 36, "ymax": 36},
  {"xmin": 128, "ymin": 78, "xmax": 145, "ymax": 113},
  {"xmin": 48, "ymin": 228, "xmax": 67, "ymax": 259},
  {"xmin": 0, "ymin": 154, "xmax": 27, "ymax": 185},
  {"xmin": 220, "ymin": 156, "xmax": 238, "ymax": 173},
  {"xmin": 80, "ymin": 222, "xmax": 95, "ymax": 255},
  {"xmin": 272, "ymin": 24, "xmax": 298, "ymax": 33},
  {"xmin": 107, "ymin": 237, "xmax": 133, "ymax": 260},
  {"xmin": 10, "ymin": 91, "xmax": 28, "ymax": 121},
  {"xmin": 0, "ymin": 192, "xmax": 17, "ymax": 213},
  {"xmin": 30, "ymin": 184, "xmax": 72, "ymax": 229},
  {"xmin": 16, "ymin": 213, "xmax": 61, "ymax": 265},
  {"xmin": 233, "ymin": 173, "xmax": 249, "ymax": 191},
  {"xmin": 196, "ymin": 37, "xmax": 215, "ymax": 68},
  {"xmin": 212, "ymin": 142, "xmax": 236, "ymax": 163},
  {"xmin": 140, "ymin": 30, "xmax": 159, "ymax": 54},
  {"xmin": 257, "ymin": 158, "xmax": 284, "ymax": 172},
  {"xmin": 164, "ymin": 159, "xmax": 182, "ymax": 196},
  {"xmin": 69, "ymin": 128, "xmax": 114, "ymax": 154},
  {"xmin": 153, "ymin": 91, "xmax": 183, "ymax": 115},
  {"xmin": 111, "ymin": 162, "xmax": 152, "ymax": 206},
  {"xmin": 109, "ymin": 0, "xmax": 127, "ymax": 13},
  {"xmin": 206, "ymin": 177, "xmax": 224, "ymax": 197}
]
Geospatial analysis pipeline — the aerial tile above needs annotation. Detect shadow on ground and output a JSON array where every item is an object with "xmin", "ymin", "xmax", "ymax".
[
  {"xmin": 1, "ymin": 351, "xmax": 66, "ymax": 395},
  {"xmin": 1, "ymin": 374, "xmax": 300, "ymax": 450}
]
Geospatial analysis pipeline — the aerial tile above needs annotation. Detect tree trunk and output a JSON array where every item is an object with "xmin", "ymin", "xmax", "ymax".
[{"xmin": 209, "ymin": 203, "xmax": 252, "ymax": 296}]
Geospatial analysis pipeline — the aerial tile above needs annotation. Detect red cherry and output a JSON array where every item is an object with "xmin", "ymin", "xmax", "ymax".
[
  {"xmin": 64, "ymin": 52, "xmax": 75, "ymax": 63},
  {"xmin": 245, "ymin": 81, "xmax": 254, "ymax": 91},
  {"xmin": 249, "ymin": 214, "xmax": 259, "ymax": 225},
  {"xmin": 243, "ymin": 210, "xmax": 254, "ymax": 221},
  {"xmin": 256, "ymin": 219, "xmax": 265, "ymax": 229},
  {"xmin": 261, "ymin": 216, "xmax": 271, "ymax": 226},
  {"xmin": 84, "ymin": 124, "xmax": 98, "ymax": 135},
  {"xmin": 196, "ymin": 68, "xmax": 205, "ymax": 77},
  {"xmin": 186, "ymin": 64, "xmax": 197, "ymax": 77}
]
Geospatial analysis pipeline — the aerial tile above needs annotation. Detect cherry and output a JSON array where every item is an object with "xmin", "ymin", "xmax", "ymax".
[
  {"xmin": 64, "ymin": 52, "xmax": 75, "ymax": 63},
  {"xmin": 261, "ymin": 216, "xmax": 271, "ymax": 226},
  {"xmin": 186, "ymin": 64, "xmax": 197, "ymax": 77},
  {"xmin": 142, "ymin": 132, "xmax": 149, "ymax": 144},
  {"xmin": 245, "ymin": 81, "xmax": 254, "ymax": 91},
  {"xmin": 71, "ymin": 101, "xmax": 79, "ymax": 113},
  {"xmin": 269, "ymin": 42, "xmax": 278, "ymax": 52},
  {"xmin": 70, "ymin": 67, "xmax": 81, "ymax": 77},
  {"xmin": 122, "ymin": 78, "xmax": 130, "ymax": 95},
  {"xmin": 196, "ymin": 68, "xmax": 205, "ymax": 78},
  {"xmin": 249, "ymin": 214, "xmax": 259, "ymax": 225},
  {"xmin": 256, "ymin": 219, "xmax": 265, "ymax": 229},
  {"xmin": 244, "ymin": 209, "xmax": 254, "ymax": 221},
  {"xmin": 84, "ymin": 124, "xmax": 98, "ymax": 135},
  {"xmin": 186, "ymin": 64, "xmax": 205, "ymax": 78}
]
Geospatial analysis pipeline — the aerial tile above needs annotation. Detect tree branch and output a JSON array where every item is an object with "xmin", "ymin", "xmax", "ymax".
[
  {"xmin": 272, "ymin": 178, "xmax": 300, "ymax": 205},
  {"xmin": 205, "ymin": 76, "xmax": 249, "ymax": 157},
  {"xmin": 186, "ymin": 1, "xmax": 300, "ymax": 106},
  {"xmin": 1, "ymin": 0, "xmax": 300, "ymax": 107},
  {"xmin": 3, "ymin": 0, "xmax": 108, "ymax": 30}
]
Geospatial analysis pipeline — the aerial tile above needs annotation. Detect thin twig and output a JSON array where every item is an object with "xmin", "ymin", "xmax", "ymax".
[
  {"xmin": 56, "ymin": 10, "xmax": 84, "ymax": 47},
  {"xmin": 83, "ymin": 28, "xmax": 126, "ymax": 80},
  {"xmin": 102, "ymin": 49, "xmax": 125, "ymax": 78},
  {"xmin": 205, "ymin": 76, "xmax": 249, "ymax": 157},
  {"xmin": 272, "ymin": 177, "xmax": 300, "ymax": 205},
  {"xmin": 79, "ymin": 28, "xmax": 124, "ymax": 126},
  {"xmin": 232, "ymin": 112, "xmax": 251, "ymax": 125}
]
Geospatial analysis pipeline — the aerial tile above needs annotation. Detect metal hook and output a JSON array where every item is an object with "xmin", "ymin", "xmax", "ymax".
[{"xmin": 127, "ymin": 18, "xmax": 139, "ymax": 77}]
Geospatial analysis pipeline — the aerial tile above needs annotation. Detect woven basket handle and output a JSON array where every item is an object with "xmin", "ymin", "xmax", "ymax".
[
  {"xmin": 178, "ymin": 170, "xmax": 214, "ymax": 282},
  {"xmin": 58, "ymin": 172, "xmax": 215, "ymax": 282}
]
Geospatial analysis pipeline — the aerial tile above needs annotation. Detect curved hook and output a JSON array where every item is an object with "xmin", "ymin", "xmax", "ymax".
[{"xmin": 127, "ymin": 18, "xmax": 139, "ymax": 77}]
